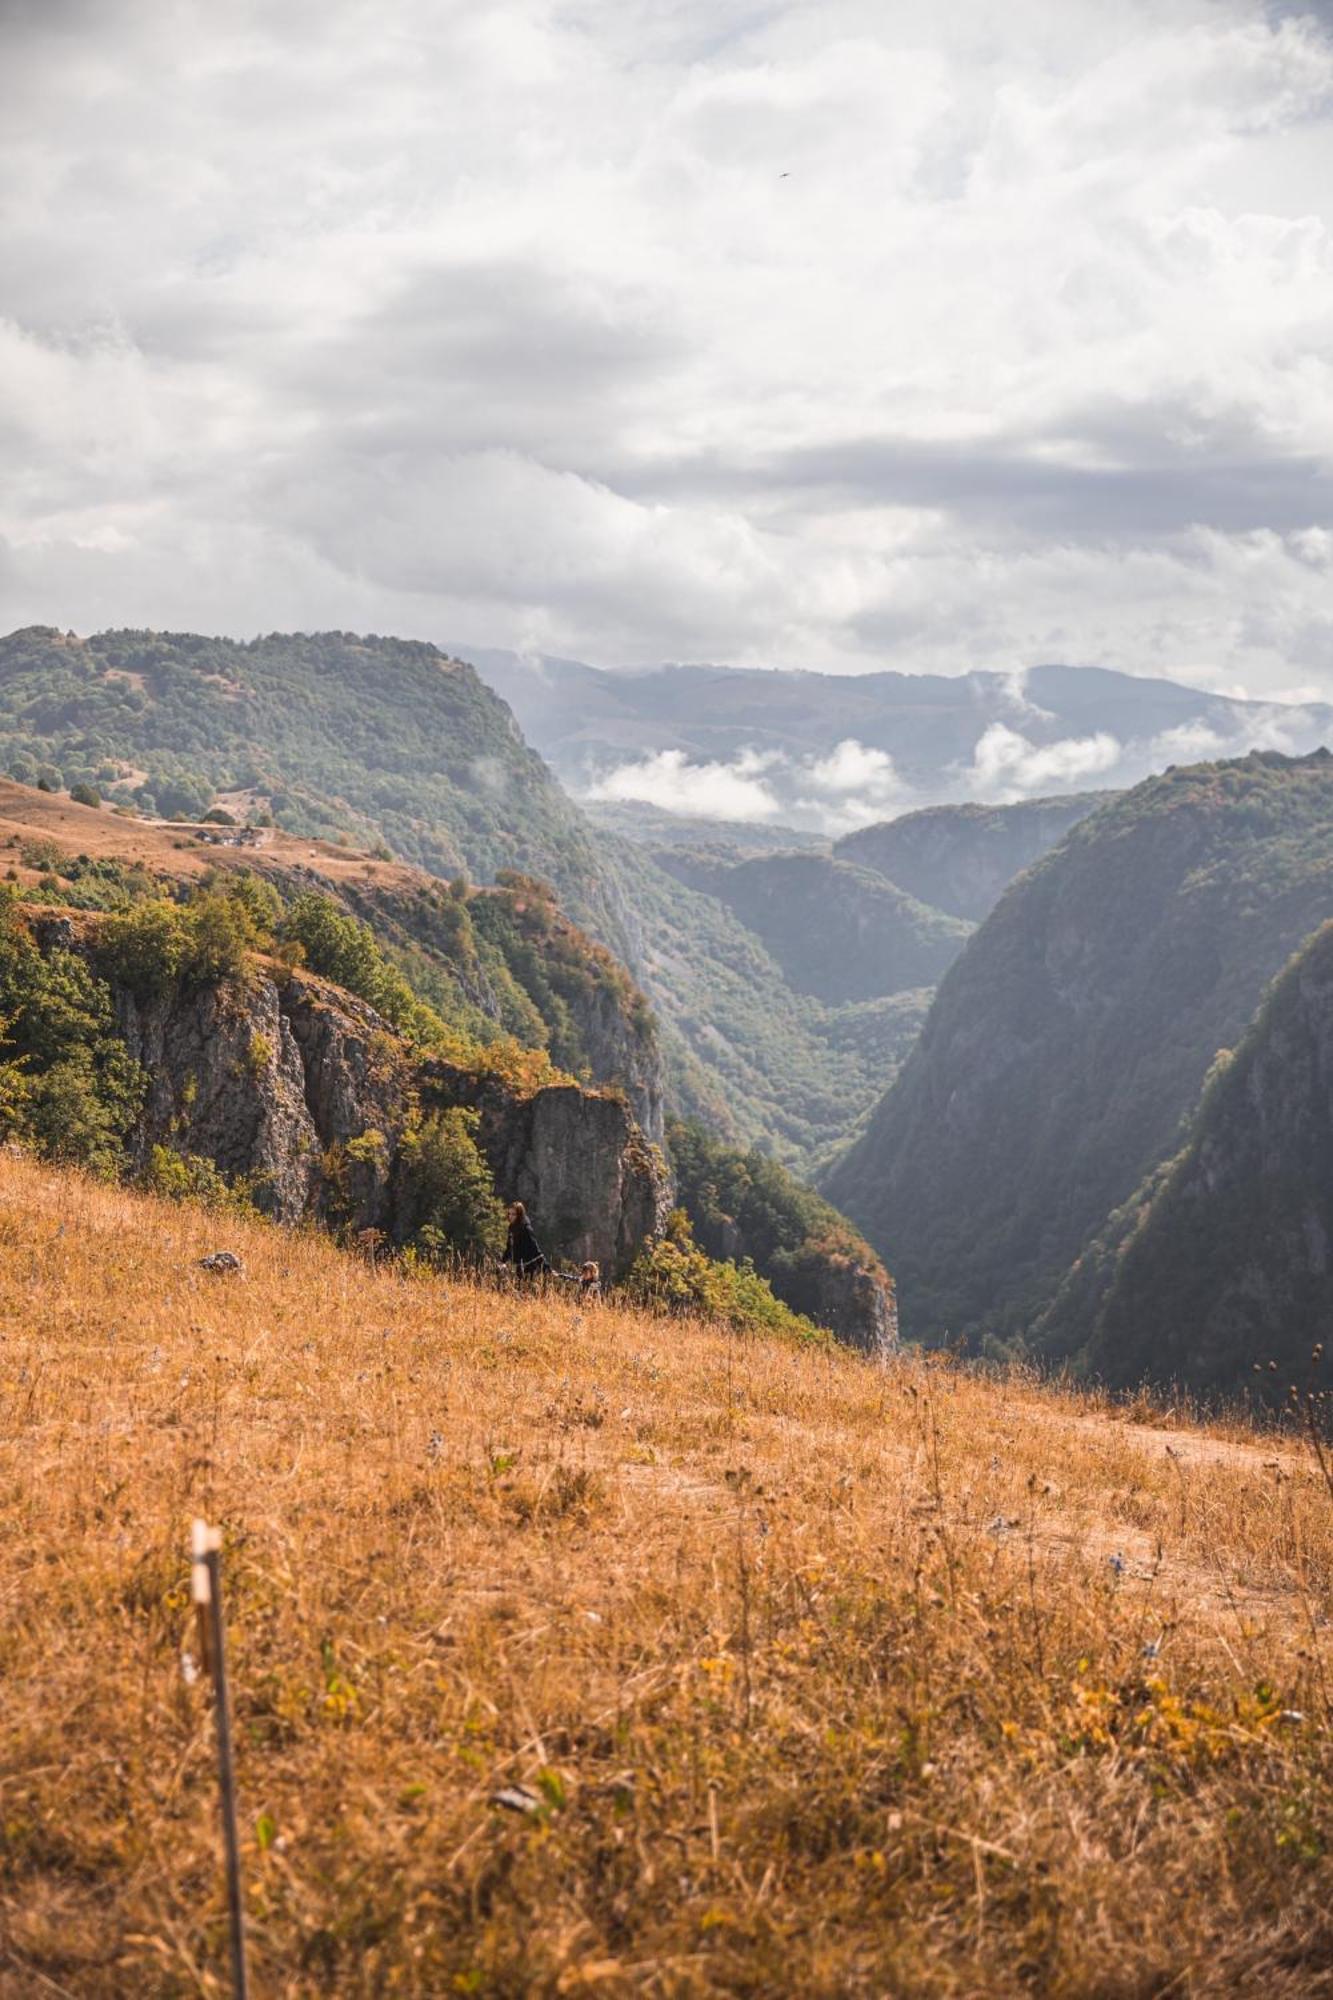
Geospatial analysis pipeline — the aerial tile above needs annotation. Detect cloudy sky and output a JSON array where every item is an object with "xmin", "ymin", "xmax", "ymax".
[{"xmin": 1, "ymin": 0, "xmax": 1331, "ymax": 695}]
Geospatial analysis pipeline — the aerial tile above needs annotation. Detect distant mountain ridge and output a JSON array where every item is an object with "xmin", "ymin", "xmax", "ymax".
[
  {"xmin": 651, "ymin": 847, "xmax": 972, "ymax": 1005},
  {"xmin": 466, "ymin": 647, "xmax": 1333, "ymax": 828}
]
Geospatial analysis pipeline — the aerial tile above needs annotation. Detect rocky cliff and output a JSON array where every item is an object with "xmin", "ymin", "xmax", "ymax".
[
  {"xmin": 1044, "ymin": 921, "xmax": 1333, "ymax": 1394},
  {"xmin": 30, "ymin": 911, "xmax": 669, "ymax": 1277}
]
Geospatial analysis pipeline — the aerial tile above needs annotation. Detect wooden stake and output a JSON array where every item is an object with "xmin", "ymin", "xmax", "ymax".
[{"xmin": 192, "ymin": 1519, "xmax": 250, "ymax": 2000}]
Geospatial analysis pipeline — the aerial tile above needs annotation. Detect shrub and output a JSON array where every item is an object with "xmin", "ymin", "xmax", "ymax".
[
  {"xmin": 0, "ymin": 910, "xmax": 145, "ymax": 1174},
  {"xmin": 69, "ymin": 782, "xmax": 101, "ymax": 809},
  {"xmin": 178, "ymin": 889, "xmax": 262, "ymax": 983},
  {"xmin": 628, "ymin": 1211, "xmax": 826, "ymax": 1345},
  {"xmin": 98, "ymin": 900, "xmax": 187, "ymax": 996},
  {"xmin": 397, "ymin": 1107, "xmax": 506, "ymax": 1263},
  {"xmin": 141, "ymin": 1144, "xmax": 258, "ymax": 1211}
]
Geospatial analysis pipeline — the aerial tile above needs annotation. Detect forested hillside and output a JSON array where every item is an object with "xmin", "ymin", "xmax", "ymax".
[
  {"xmin": 602, "ymin": 832, "xmax": 932, "ymax": 1168},
  {"xmin": 667, "ymin": 1117, "xmax": 895, "ymax": 1347},
  {"xmin": 650, "ymin": 849, "xmax": 971, "ymax": 1005},
  {"xmin": 835, "ymin": 792, "xmax": 1110, "ymax": 921},
  {"xmin": 0, "ymin": 783, "xmax": 895, "ymax": 1341},
  {"xmin": 0, "ymin": 627, "xmax": 620, "ymax": 937},
  {"xmin": 825, "ymin": 751, "xmax": 1333, "ymax": 1352},
  {"xmin": 0, "ymin": 780, "xmax": 663, "ymax": 1133},
  {"xmin": 0, "ymin": 628, "xmax": 936, "ymax": 1168},
  {"xmin": 1040, "ymin": 919, "xmax": 1333, "ymax": 1393}
]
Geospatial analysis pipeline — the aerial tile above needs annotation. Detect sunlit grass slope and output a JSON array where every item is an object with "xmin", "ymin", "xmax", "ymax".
[{"xmin": 3, "ymin": 1153, "xmax": 1333, "ymax": 1996}]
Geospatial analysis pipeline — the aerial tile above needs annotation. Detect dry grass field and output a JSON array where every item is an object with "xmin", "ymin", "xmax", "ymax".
[
  {"xmin": 0, "ymin": 779, "xmax": 427, "ymax": 897},
  {"xmin": 3, "ymin": 1152, "xmax": 1333, "ymax": 1997}
]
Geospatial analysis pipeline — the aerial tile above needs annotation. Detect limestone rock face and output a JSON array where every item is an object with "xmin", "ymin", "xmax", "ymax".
[
  {"xmin": 40, "ymin": 921, "xmax": 670, "ymax": 1278},
  {"xmin": 777, "ymin": 1255, "xmax": 899, "ymax": 1357},
  {"xmin": 562, "ymin": 979, "xmax": 665, "ymax": 1145},
  {"xmin": 117, "ymin": 973, "xmax": 326, "ymax": 1216},
  {"xmin": 420, "ymin": 1060, "xmax": 670, "ymax": 1275}
]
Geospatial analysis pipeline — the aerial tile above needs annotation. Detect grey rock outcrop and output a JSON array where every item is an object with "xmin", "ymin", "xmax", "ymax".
[
  {"xmin": 777, "ymin": 1254, "xmax": 899, "ymax": 1357},
  {"xmin": 34, "ymin": 913, "xmax": 669, "ymax": 1279},
  {"xmin": 422, "ymin": 1064, "xmax": 670, "ymax": 1273}
]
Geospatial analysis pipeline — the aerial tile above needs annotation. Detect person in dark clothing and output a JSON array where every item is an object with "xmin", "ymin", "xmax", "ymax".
[{"xmin": 500, "ymin": 1201, "xmax": 549, "ymax": 1278}]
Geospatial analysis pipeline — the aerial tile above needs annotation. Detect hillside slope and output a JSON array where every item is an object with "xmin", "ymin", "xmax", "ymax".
[
  {"xmin": 1043, "ymin": 920, "xmax": 1333, "ymax": 1393},
  {"xmin": 0, "ymin": 780, "xmax": 666, "ymax": 1140},
  {"xmin": 0, "ymin": 891, "xmax": 669, "ymax": 1277},
  {"xmin": 0, "ymin": 626, "xmax": 621, "ymax": 939},
  {"xmin": 603, "ymin": 832, "xmax": 932, "ymax": 1167},
  {"xmin": 835, "ymin": 792, "xmax": 1111, "ymax": 921},
  {"xmin": 651, "ymin": 849, "xmax": 972, "ymax": 1004},
  {"xmin": 0, "ymin": 783, "xmax": 900, "ymax": 1341},
  {"xmin": 0, "ymin": 630, "xmax": 930, "ymax": 1169},
  {"xmin": 825, "ymin": 752, "xmax": 1333, "ymax": 1347},
  {"xmin": 4, "ymin": 1155, "xmax": 1331, "ymax": 1996}
]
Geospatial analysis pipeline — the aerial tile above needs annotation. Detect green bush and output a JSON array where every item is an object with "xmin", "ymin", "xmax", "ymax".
[
  {"xmin": 0, "ymin": 909, "xmax": 144, "ymax": 1173},
  {"xmin": 628, "ymin": 1211, "xmax": 826, "ymax": 1345},
  {"xmin": 98, "ymin": 899, "xmax": 187, "ymax": 996},
  {"xmin": 396, "ymin": 1107, "xmax": 506, "ymax": 1263},
  {"xmin": 141, "ymin": 1144, "xmax": 259, "ymax": 1212}
]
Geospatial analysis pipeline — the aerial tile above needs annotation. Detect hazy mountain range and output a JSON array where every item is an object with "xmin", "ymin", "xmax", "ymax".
[{"xmin": 467, "ymin": 648, "xmax": 1333, "ymax": 835}]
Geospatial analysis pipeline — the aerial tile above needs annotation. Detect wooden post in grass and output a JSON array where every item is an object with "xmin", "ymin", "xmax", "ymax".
[{"xmin": 191, "ymin": 1519, "xmax": 250, "ymax": 2000}]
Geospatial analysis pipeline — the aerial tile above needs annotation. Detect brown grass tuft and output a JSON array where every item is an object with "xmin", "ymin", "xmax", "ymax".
[{"xmin": 2, "ymin": 1153, "xmax": 1332, "ymax": 1995}]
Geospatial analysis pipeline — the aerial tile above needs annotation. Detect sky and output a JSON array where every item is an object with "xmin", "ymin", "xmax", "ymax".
[{"xmin": 1, "ymin": 0, "xmax": 1332, "ymax": 697}]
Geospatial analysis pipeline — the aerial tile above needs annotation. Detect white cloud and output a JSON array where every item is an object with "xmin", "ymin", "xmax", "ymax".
[
  {"xmin": 1146, "ymin": 721, "xmax": 1228, "ymax": 763},
  {"xmin": 586, "ymin": 747, "xmax": 784, "ymax": 821},
  {"xmin": 0, "ymin": 0, "xmax": 1332, "ymax": 693},
  {"xmin": 962, "ymin": 722, "xmax": 1124, "ymax": 798},
  {"xmin": 805, "ymin": 738, "xmax": 901, "ymax": 797}
]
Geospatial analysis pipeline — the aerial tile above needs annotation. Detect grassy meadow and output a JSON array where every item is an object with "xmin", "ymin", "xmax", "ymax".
[{"xmin": 2, "ymin": 1152, "xmax": 1333, "ymax": 1996}]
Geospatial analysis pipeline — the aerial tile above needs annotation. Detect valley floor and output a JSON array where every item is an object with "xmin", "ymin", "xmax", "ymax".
[{"xmin": 2, "ymin": 1156, "xmax": 1332, "ymax": 1995}]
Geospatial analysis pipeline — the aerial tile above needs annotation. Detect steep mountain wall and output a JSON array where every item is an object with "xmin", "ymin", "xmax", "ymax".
[
  {"xmin": 825, "ymin": 751, "xmax": 1333, "ymax": 1348},
  {"xmin": 1048, "ymin": 921, "xmax": 1333, "ymax": 1393},
  {"xmin": 835, "ymin": 793, "xmax": 1112, "ymax": 921}
]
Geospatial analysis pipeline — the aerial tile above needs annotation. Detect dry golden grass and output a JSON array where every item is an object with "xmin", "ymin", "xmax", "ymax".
[
  {"xmin": 3, "ymin": 1151, "xmax": 1333, "ymax": 1997},
  {"xmin": 0, "ymin": 778, "xmax": 427, "ymax": 895}
]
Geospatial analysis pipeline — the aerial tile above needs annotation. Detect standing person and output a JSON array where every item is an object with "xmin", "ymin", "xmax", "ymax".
[{"xmin": 501, "ymin": 1200, "xmax": 549, "ymax": 1279}]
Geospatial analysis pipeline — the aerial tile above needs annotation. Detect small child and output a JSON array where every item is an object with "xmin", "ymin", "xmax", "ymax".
[{"xmin": 578, "ymin": 1259, "xmax": 602, "ymax": 1301}]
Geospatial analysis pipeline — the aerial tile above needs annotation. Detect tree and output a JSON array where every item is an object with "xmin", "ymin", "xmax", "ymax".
[{"xmin": 397, "ymin": 1108, "xmax": 506, "ymax": 1262}]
